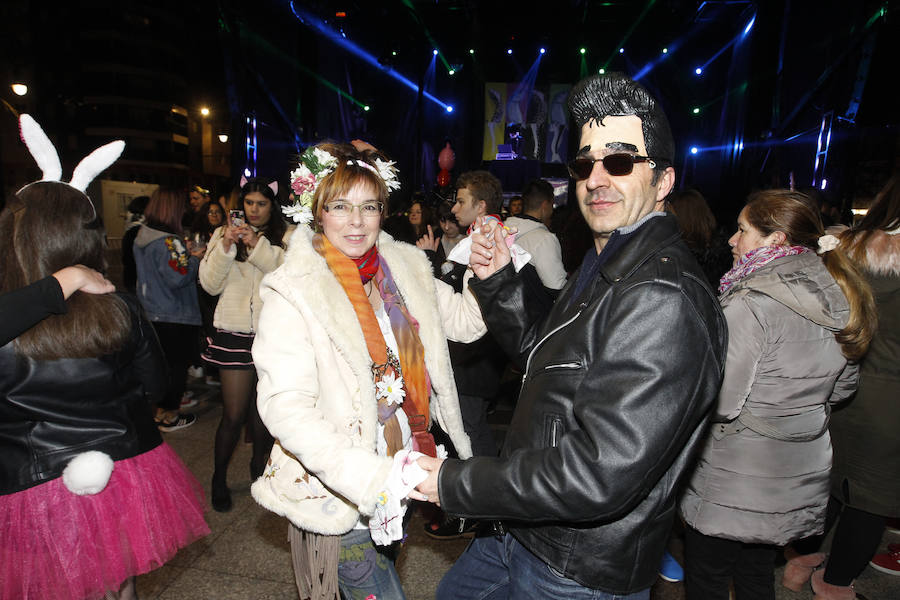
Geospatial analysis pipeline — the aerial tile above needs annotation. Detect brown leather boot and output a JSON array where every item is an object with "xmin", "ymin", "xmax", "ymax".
[
  {"xmin": 811, "ymin": 568, "xmax": 857, "ymax": 599},
  {"xmin": 782, "ymin": 551, "xmax": 827, "ymax": 591}
]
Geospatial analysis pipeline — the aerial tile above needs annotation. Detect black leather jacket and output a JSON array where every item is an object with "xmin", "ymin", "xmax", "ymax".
[
  {"xmin": 0, "ymin": 294, "xmax": 164, "ymax": 495},
  {"xmin": 439, "ymin": 214, "xmax": 727, "ymax": 594}
]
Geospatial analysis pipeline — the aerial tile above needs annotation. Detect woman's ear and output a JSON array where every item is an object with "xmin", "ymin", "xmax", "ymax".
[{"xmin": 770, "ymin": 230, "xmax": 787, "ymax": 246}]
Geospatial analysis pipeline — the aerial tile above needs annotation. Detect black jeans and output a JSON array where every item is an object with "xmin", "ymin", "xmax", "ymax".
[
  {"xmin": 684, "ymin": 526, "xmax": 776, "ymax": 600},
  {"xmin": 151, "ymin": 322, "xmax": 198, "ymax": 411}
]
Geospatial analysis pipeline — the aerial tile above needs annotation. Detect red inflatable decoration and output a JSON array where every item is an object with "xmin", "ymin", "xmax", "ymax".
[
  {"xmin": 438, "ymin": 142, "xmax": 456, "ymax": 172},
  {"xmin": 436, "ymin": 168, "xmax": 451, "ymax": 187}
]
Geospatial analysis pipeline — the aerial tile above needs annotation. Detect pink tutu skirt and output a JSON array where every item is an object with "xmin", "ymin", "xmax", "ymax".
[{"xmin": 0, "ymin": 442, "xmax": 210, "ymax": 600}]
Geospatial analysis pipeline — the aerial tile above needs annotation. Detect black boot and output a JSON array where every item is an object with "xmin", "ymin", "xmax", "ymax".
[{"xmin": 211, "ymin": 473, "xmax": 232, "ymax": 513}]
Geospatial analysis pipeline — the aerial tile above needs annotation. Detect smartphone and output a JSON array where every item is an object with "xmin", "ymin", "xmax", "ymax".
[{"xmin": 229, "ymin": 209, "xmax": 245, "ymax": 227}]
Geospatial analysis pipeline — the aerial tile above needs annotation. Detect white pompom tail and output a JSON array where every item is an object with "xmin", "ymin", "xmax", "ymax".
[{"xmin": 61, "ymin": 451, "xmax": 114, "ymax": 495}]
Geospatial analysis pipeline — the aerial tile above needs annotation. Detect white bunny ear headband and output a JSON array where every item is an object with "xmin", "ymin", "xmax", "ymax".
[{"xmin": 16, "ymin": 114, "xmax": 125, "ymax": 220}]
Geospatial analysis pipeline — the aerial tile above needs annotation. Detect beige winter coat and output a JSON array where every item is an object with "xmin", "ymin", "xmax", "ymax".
[
  {"xmin": 680, "ymin": 252, "xmax": 858, "ymax": 545},
  {"xmin": 250, "ymin": 227, "xmax": 484, "ymax": 534},
  {"xmin": 198, "ymin": 226, "xmax": 292, "ymax": 333}
]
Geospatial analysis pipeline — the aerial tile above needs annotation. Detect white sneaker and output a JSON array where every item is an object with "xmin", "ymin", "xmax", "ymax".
[
  {"xmin": 181, "ymin": 391, "xmax": 199, "ymax": 409},
  {"xmin": 187, "ymin": 366, "xmax": 204, "ymax": 380}
]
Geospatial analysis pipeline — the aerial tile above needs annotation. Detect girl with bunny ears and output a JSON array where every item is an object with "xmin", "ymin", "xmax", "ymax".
[{"xmin": 0, "ymin": 115, "xmax": 209, "ymax": 600}]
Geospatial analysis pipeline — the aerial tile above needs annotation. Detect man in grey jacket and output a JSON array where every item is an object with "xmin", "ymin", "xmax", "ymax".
[
  {"xmin": 416, "ymin": 73, "xmax": 727, "ymax": 598},
  {"xmin": 504, "ymin": 179, "xmax": 567, "ymax": 290}
]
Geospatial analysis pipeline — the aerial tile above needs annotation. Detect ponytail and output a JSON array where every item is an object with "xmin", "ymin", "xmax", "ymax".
[
  {"xmin": 744, "ymin": 189, "xmax": 877, "ymax": 362},
  {"xmin": 820, "ymin": 244, "xmax": 876, "ymax": 362}
]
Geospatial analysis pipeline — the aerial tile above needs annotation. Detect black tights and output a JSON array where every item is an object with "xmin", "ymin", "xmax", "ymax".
[
  {"xmin": 794, "ymin": 494, "xmax": 886, "ymax": 586},
  {"xmin": 212, "ymin": 368, "xmax": 273, "ymax": 487}
]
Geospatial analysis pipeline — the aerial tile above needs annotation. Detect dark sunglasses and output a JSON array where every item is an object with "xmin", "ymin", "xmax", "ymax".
[{"xmin": 567, "ymin": 153, "xmax": 660, "ymax": 179}]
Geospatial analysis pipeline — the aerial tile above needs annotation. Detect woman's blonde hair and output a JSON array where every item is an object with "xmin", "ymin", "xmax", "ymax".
[{"xmin": 744, "ymin": 189, "xmax": 876, "ymax": 361}]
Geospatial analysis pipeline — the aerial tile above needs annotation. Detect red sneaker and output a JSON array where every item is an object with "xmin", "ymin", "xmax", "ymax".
[{"xmin": 870, "ymin": 548, "xmax": 900, "ymax": 576}]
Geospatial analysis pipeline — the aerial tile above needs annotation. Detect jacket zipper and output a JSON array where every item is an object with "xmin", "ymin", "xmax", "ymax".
[{"xmin": 522, "ymin": 303, "xmax": 586, "ymax": 384}]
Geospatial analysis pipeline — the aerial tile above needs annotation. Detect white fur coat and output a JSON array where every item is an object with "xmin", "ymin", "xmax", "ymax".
[{"xmin": 250, "ymin": 226, "xmax": 484, "ymax": 534}]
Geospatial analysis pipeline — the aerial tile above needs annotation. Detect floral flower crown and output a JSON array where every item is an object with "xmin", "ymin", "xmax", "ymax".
[{"xmin": 286, "ymin": 146, "xmax": 401, "ymax": 225}]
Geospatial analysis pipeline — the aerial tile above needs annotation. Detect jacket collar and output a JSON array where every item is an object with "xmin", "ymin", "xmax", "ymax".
[{"xmin": 597, "ymin": 212, "xmax": 680, "ymax": 283}]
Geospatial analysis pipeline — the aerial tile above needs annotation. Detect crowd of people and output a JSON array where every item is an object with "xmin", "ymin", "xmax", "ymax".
[{"xmin": 0, "ymin": 71, "xmax": 898, "ymax": 600}]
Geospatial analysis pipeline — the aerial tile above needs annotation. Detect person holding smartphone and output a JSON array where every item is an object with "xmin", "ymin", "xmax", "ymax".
[{"xmin": 199, "ymin": 176, "xmax": 291, "ymax": 512}]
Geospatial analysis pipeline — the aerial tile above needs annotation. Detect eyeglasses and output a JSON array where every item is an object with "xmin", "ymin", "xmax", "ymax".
[
  {"xmin": 322, "ymin": 200, "xmax": 384, "ymax": 219},
  {"xmin": 567, "ymin": 153, "xmax": 660, "ymax": 179}
]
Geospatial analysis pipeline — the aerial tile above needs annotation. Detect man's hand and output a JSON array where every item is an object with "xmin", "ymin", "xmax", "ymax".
[
  {"xmin": 52, "ymin": 265, "xmax": 115, "ymax": 299},
  {"xmin": 415, "ymin": 455, "xmax": 445, "ymax": 506},
  {"xmin": 469, "ymin": 216, "xmax": 512, "ymax": 280},
  {"xmin": 416, "ymin": 224, "xmax": 440, "ymax": 252}
]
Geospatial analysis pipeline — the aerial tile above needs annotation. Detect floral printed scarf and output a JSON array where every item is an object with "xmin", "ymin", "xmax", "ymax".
[{"xmin": 718, "ymin": 244, "xmax": 810, "ymax": 294}]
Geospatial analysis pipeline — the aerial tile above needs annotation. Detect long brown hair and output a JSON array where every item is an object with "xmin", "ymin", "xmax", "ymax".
[
  {"xmin": 0, "ymin": 183, "xmax": 130, "ymax": 359},
  {"xmin": 668, "ymin": 188, "xmax": 718, "ymax": 249},
  {"xmin": 840, "ymin": 173, "xmax": 900, "ymax": 268},
  {"xmin": 743, "ymin": 189, "xmax": 876, "ymax": 361}
]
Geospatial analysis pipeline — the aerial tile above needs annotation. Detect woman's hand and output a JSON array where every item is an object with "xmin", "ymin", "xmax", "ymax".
[
  {"xmin": 414, "ymin": 456, "xmax": 445, "ymax": 505},
  {"xmin": 52, "ymin": 265, "xmax": 115, "ymax": 298},
  {"xmin": 221, "ymin": 224, "xmax": 242, "ymax": 252},
  {"xmin": 238, "ymin": 225, "xmax": 260, "ymax": 250},
  {"xmin": 469, "ymin": 216, "xmax": 512, "ymax": 279},
  {"xmin": 186, "ymin": 239, "xmax": 206, "ymax": 258},
  {"xmin": 416, "ymin": 225, "xmax": 440, "ymax": 252}
]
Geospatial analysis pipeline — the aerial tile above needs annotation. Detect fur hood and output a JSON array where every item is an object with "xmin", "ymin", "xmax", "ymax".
[
  {"xmin": 828, "ymin": 225, "xmax": 900, "ymax": 276},
  {"xmin": 855, "ymin": 229, "xmax": 900, "ymax": 276}
]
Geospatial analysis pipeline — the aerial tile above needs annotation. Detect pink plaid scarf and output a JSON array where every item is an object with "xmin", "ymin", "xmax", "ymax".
[{"xmin": 718, "ymin": 244, "xmax": 810, "ymax": 294}]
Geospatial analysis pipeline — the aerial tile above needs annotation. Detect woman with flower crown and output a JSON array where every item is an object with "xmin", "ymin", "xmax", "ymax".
[
  {"xmin": 678, "ymin": 189, "xmax": 877, "ymax": 600},
  {"xmin": 250, "ymin": 142, "xmax": 484, "ymax": 599}
]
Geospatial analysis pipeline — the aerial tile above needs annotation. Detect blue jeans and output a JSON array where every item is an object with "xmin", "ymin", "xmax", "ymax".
[
  {"xmin": 436, "ymin": 533, "xmax": 650, "ymax": 600},
  {"xmin": 337, "ymin": 527, "xmax": 406, "ymax": 600}
]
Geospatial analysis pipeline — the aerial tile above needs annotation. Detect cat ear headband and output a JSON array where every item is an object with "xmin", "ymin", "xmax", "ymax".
[
  {"xmin": 17, "ymin": 114, "xmax": 125, "ymax": 220},
  {"xmin": 239, "ymin": 174, "xmax": 278, "ymax": 196}
]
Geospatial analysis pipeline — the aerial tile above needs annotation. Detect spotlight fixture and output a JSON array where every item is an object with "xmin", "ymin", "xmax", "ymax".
[
  {"xmin": 507, "ymin": 48, "xmax": 513, "ymax": 55},
  {"xmin": 200, "ymin": 107, "xmax": 210, "ymax": 116},
  {"xmin": 363, "ymin": 105, "xmax": 370, "ymax": 111},
  {"xmin": 433, "ymin": 49, "xmax": 438, "ymax": 56},
  {"xmin": 446, "ymin": 105, "xmax": 454, "ymax": 113},
  {"xmin": 392, "ymin": 50, "xmax": 397, "ymax": 56},
  {"xmin": 690, "ymin": 147, "xmax": 699, "ymax": 154},
  {"xmin": 598, "ymin": 68, "xmax": 606, "ymax": 74},
  {"xmin": 11, "ymin": 83, "xmax": 27, "ymax": 96},
  {"xmin": 580, "ymin": 47, "xmax": 586, "ymax": 55},
  {"xmin": 539, "ymin": 47, "xmax": 546, "ymax": 54},
  {"xmin": 244, "ymin": 168, "xmax": 252, "ymax": 177},
  {"xmin": 692, "ymin": 107, "xmax": 700, "ymax": 114},
  {"xmin": 448, "ymin": 69, "xmax": 455, "ymax": 75},
  {"xmin": 218, "ymin": 134, "xmax": 229, "ymax": 143},
  {"xmin": 469, "ymin": 48, "xmax": 475, "ymax": 55},
  {"xmin": 694, "ymin": 67, "xmax": 702, "ymax": 75},
  {"xmin": 619, "ymin": 47, "xmax": 624, "ymax": 54},
  {"xmin": 662, "ymin": 47, "xmax": 668, "ymax": 54}
]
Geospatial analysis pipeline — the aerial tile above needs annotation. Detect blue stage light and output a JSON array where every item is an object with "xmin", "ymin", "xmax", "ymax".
[
  {"xmin": 690, "ymin": 147, "xmax": 699, "ymax": 154},
  {"xmin": 507, "ymin": 48, "xmax": 513, "ymax": 55},
  {"xmin": 540, "ymin": 47, "xmax": 546, "ymax": 54},
  {"xmin": 288, "ymin": 2, "xmax": 453, "ymax": 112},
  {"xmin": 446, "ymin": 105, "xmax": 454, "ymax": 113},
  {"xmin": 433, "ymin": 49, "xmax": 438, "ymax": 56},
  {"xmin": 695, "ymin": 67, "xmax": 703, "ymax": 75},
  {"xmin": 619, "ymin": 47, "xmax": 624, "ymax": 54},
  {"xmin": 743, "ymin": 15, "xmax": 756, "ymax": 36},
  {"xmin": 662, "ymin": 47, "xmax": 668, "ymax": 54}
]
